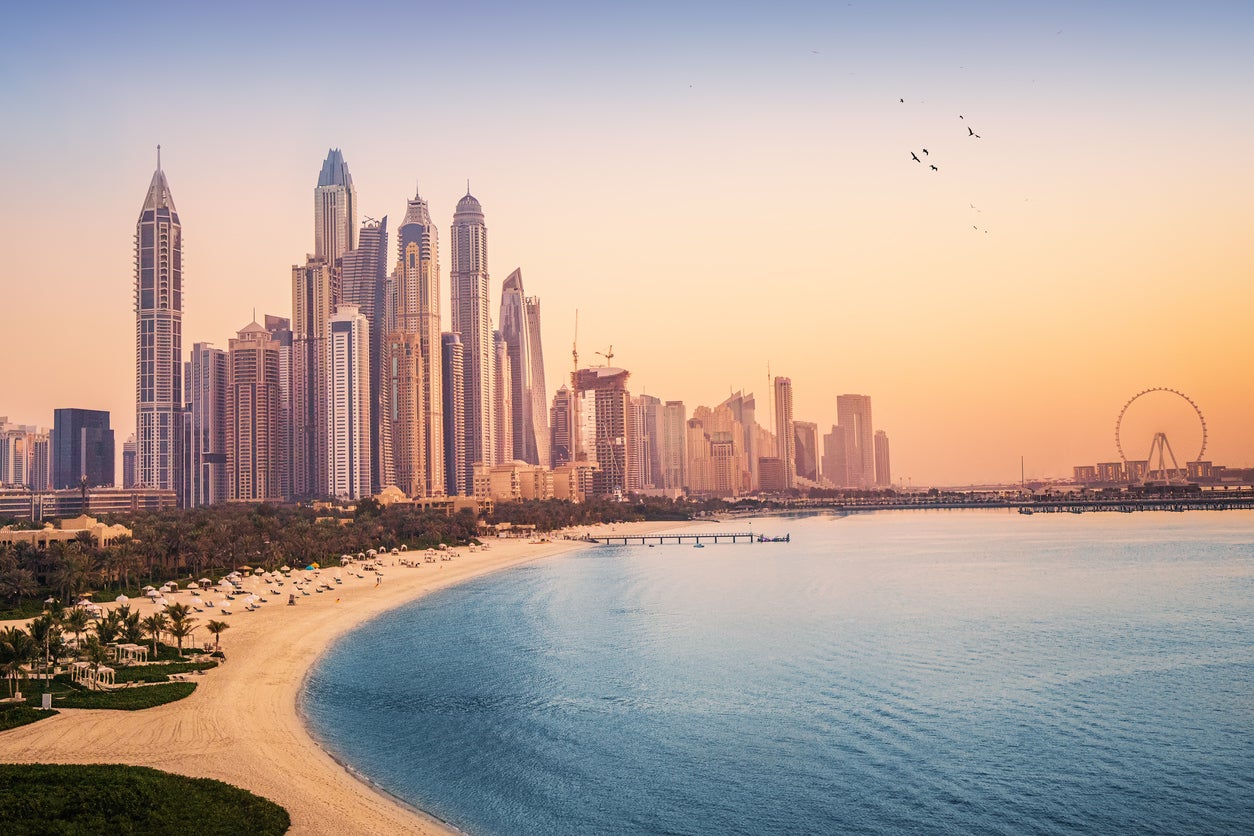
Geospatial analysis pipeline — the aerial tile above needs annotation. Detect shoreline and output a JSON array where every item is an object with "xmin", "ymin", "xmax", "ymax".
[{"xmin": 0, "ymin": 519, "xmax": 694, "ymax": 835}]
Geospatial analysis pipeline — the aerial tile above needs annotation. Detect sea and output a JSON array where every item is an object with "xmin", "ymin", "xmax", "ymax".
[{"xmin": 301, "ymin": 510, "xmax": 1254, "ymax": 835}]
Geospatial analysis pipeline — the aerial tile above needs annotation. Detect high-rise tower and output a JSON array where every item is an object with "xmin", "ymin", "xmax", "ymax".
[
  {"xmin": 227, "ymin": 322, "xmax": 282, "ymax": 501},
  {"xmin": 341, "ymin": 216, "xmax": 391, "ymax": 493},
  {"xmin": 499, "ymin": 269, "xmax": 550, "ymax": 466},
  {"xmin": 836, "ymin": 394, "xmax": 875, "ymax": 488},
  {"xmin": 774, "ymin": 376, "xmax": 796, "ymax": 490},
  {"xmin": 291, "ymin": 257, "xmax": 334, "ymax": 497},
  {"xmin": 327, "ymin": 305, "xmax": 371, "ymax": 500},
  {"xmin": 451, "ymin": 191, "xmax": 494, "ymax": 487},
  {"xmin": 314, "ymin": 149, "xmax": 356, "ymax": 268},
  {"xmin": 189, "ymin": 343, "xmax": 228, "ymax": 506},
  {"xmin": 441, "ymin": 333, "xmax": 466, "ymax": 496},
  {"xmin": 135, "ymin": 149, "xmax": 183, "ymax": 492},
  {"xmin": 394, "ymin": 190, "xmax": 444, "ymax": 496}
]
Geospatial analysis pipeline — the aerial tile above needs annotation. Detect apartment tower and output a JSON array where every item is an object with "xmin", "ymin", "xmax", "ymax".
[
  {"xmin": 393, "ymin": 190, "xmax": 444, "ymax": 496},
  {"xmin": 327, "ymin": 305, "xmax": 371, "ymax": 500},
  {"xmin": 134, "ymin": 150, "xmax": 183, "ymax": 492},
  {"xmin": 450, "ymin": 191, "xmax": 494, "ymax": 486},
  {"xmin": 226, "ymin": 322, "xmax": 282, "ymax": 501}
]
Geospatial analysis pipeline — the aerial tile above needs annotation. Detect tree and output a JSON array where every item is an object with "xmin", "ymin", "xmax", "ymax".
[
  {"xmin": 81, "ymin": 635, "xmax": 110, "ymax": 690},
  {"xmin": 62, "ymin": 607, "xmax": 90, "ymax": 649},
  {"xmin": 26, "ymin": 614, "xmax": 62, "ymax": 680},
  {"xmin": 0, "ymin": 567, "xmax": 38, "ymax": 606},
  {"xmin": 164, "ymin": 603, "xmax": 196, "ymax": 656},
  {"xmin": 0, "ymin": 626, "xmax": 37, "ymax": 698},
  {"xmin": 140, "ymin": 613, "xmax": 168, "ymax": 657},
  {"xmin": 204, "ymin": 620, "xmax": 230, "ymax": 652},
  {"xmin": 95, "ymin": 609, "xmax": 123, "ymax": 645}
]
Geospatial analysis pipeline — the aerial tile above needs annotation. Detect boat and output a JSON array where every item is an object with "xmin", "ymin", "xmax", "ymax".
[{"xmin": 693, "ymin": 543, "xmax": 705, "ymax": 549}]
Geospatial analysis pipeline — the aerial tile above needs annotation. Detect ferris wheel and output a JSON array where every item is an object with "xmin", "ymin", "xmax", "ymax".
[{"xmin": 1114, "ymin": 388, "xmax": 1207, "ymax": 484}]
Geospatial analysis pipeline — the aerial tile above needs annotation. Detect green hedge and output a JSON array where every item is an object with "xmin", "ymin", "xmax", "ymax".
[
  {"xmin": 28, "ymin": 682, "xmax": 196, "ymax": 711},
  {"xmin": 0, "ymin": 763, "xmax": 290, "ymax": 834},
  {"xmin": 113, "ymin": 661, "xmax": 217, "ymax": 684},
  {"xmin": 0, "ymin": 705, "xmax": 58, "ymax": 732}
]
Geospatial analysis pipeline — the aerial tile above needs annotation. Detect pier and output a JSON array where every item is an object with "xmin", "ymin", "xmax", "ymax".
[{"xmin": 590, "ymin": 532, "xmax": 762, "ymax": 546}]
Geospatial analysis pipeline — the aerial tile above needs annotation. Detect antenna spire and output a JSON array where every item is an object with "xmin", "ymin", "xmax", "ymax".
[
  {"xmin": 466, "ymin": 179, "xmax": 471, "ymax": 195},
  {"xmin": 156, "ymin": 144, "xmax": 162, "ymax": 171}
]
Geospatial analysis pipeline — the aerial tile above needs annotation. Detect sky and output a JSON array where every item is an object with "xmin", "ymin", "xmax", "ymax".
[{"xmin": 2, "ymin": 1, "xmax": 1252, "ymax": 486}]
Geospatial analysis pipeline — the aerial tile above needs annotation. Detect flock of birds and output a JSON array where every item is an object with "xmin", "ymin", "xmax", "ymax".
[{"xmin": 901, "ymin": 98, "xmax": 988, "ymax": 232}]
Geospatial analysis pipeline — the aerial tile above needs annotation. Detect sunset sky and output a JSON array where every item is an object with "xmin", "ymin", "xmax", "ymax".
[{"xmin": 3, "ymin": 1, "xmax": 1252, "ymax": 486}]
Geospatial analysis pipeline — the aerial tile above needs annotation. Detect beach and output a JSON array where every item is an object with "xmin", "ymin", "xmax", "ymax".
[{"xmin": 0, "ymin": 520, "xmax": 688, "ymax": 835}]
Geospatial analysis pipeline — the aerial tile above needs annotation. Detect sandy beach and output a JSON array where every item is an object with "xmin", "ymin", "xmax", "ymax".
[{"xmin": 0, "ymin": 519, "xmax": 690, "ymax": 834}]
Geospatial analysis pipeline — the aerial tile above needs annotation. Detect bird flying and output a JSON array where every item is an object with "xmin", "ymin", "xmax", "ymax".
[
  {"xmin": 930, "ymin": 165, "xmax": 938, "ymax": 171},
  {"xmin": 911, "ymin": 152, "xmax": 921, "ymax": 162}
]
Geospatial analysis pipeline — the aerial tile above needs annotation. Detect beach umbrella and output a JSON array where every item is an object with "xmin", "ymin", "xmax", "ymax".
[
  {"xmin": 280, "ymin": 565, "xmax": 291, "ymax": 573},
  {"xmin": 115, "ymin": 595, "xmax": 129, "ymax": 603},
  {"xmin": 188, "ymin": 582, "xmax": 200, "ymax": 590},
  {"xmin": 146, "ymin": 589, "xmax": 160, "ymax": 598},
  {"xmin": 304, "ymin": 564, "xmax": 315, "ymax": 571}
]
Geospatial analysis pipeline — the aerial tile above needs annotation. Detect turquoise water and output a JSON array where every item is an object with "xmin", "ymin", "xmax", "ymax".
[{"xmin": 301, "ymin": 511, "xmax": 1254, "ymax": 835}]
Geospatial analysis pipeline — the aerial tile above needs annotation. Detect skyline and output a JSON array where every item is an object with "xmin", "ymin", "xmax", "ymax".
[{"xmin": 3, "ymin": 2, "xmax": 1253, "ymax": 485}]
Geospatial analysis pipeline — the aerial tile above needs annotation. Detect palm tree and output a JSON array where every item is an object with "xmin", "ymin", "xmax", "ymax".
[
  {"xmin": 62, "ymin": 607, "xmax": 90, "ymax": 649},
  {"xmin": 95, "ymin": 609, "xmax": 123, "ymax": 645},
  {"xmin": 0, "ymin": 567, "xmax": 38, "ymax": 607},
  {"xmin": 26, "ymin": 614, "xmax": 61, "ymax": 680},
  {"xmin": 164, "ymin": 602, "xmax": 196, "ymax": 657},
  {"xmin": 204, "ymin": 620, "xmax": 230, "ymax": 653},
  {"xmin": 0, "ymin": 626, "xmax": 37, "ymax": 698},
  {"xmin": 140, "ymin": 612, "xmax": 168, "ymax": 657},
  {"xmin": 81, "ymin": 635, "xmax": 110, "ymax": 690}
]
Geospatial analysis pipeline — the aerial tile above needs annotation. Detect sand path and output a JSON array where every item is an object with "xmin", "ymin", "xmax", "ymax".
[{"xmin": 0, "ymin": 520, "xmax": 689, "ymax": 834}]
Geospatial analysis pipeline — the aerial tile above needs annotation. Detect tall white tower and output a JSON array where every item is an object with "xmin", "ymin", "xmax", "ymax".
[{"xmin": 327, "ymin": 305, "xmax": 371, "ymax": 500}]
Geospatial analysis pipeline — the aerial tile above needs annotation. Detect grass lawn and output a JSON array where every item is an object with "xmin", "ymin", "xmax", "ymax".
[
  {"xmin": 23, "ymin": 681, "xmax": 196, "ymax": 711},
  {"xmin": 113, "ymin": 660, "xmax": 217, "ymax": 684},
  {"xmin": 0, "ymin": 705, "xmax": 58, "ymax": 732},
  {"xmin": 0, "ymin": 763, "xmax": 290, "ymax": 834}
]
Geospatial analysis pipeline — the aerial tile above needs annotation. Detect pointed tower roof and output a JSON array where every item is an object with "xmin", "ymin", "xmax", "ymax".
[
  {"xmin": 402, "ymin": 185, "xmax": 432, "ymax": 227},
  {"xmin": 317, "ymin": 148, "xmax": 353, "ymax": 187},
  {"xmin": 238, "ymin": 320, "xmax": 268, "ymax": 337},
  {"xmin": 502, "ymin": 268, "xmax": 524, "ymax": 293},
  {"xmin": 142, "ymin": 146, "xmax": 176, "ymax": 212}
]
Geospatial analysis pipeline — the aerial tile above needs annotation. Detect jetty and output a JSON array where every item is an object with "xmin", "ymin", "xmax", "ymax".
[{"xmin": 590, "ymin": 531, "xmax": 769, "ymax": 546}]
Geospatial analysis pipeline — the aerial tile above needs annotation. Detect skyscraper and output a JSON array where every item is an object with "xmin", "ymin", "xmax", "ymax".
[
  {"xmin": 188, "ymin": 343, "xmax": 228, "ymax": 506},
  {"xmin": 387, "ymin": 331, "xmax": 425, "ymax": 497},
  {"xmin": 227, "ymin": 322, "xmax": 282, "ymax": 501},
  {"xmin": 720, "ymin": 391, "xmax": 759, "ymax": 490},
  {"xmin": 314, "ymin": 149, "xmax": 356, "ymax": 268},
  {"xmin": 134, "ymin": 150, "xmax": 183, "ymax": 492},
  {"xmin": 793, "ymin": 420, "xmax": 819, "ymax": 482},
  {"xmin": 822, "ymin": 425, "xmax": 846, "ymax": 488},
  {"xmin": 837, "ymin": 394, "xmax": 875, "ymax": 489},
  {"xmin": 874, "ymin": 429, "xmax": 891, "ymax": 487},
  {"xmin": 52, "ymin": 408, "xmax": 114, "ymax": 489},
  {"xmin": 451, "ymin": 191, "xmax": 494, "ymax": 485},
  {"xmin": 122, "ymin": 434, "xmax": 137, "ymax": 489},
  {"xmin": 291, "ymin": 257, "xmax": 334, "ymax": 497},
  {"xmin": 394, "ymin": 190, "xmax": 444, "ymax": 496},
  {"xmin": 661, "ymin": 400, "xmax": 687, "ymax": 491},
  {"xmin": 573, "ymin": 367, "xmax": 632, "ymax": 498},
  {"xmin": 493, "ymin": 330, "xmax": 512, "ymax": 465},
  {"xmin": 441, "ymin": 333, "xmax": 466, "ymax": 496},
  {"xmin": 327, "ymin": 305, "xmax": 371, "ymax": 500},
  {"xmin": 264, "ymin": 316, "xmax": 293, "ymax": 500},
  {"xmin": 341, "ymin": 217, "xmax": 391, "ymax": 493},
  {"xmin": 498, "ymin": 269, "xmax": 550, "ymax": 466},
  {"xmin": 550, "ymin": 386, "xmax": 572, "ymax": 468},
  {"xmin": 773, "ymin": 376, "xmax": 796, "ymax": 490}
]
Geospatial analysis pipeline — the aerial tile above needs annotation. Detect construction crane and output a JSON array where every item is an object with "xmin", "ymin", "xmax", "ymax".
[{"xmin": 596, "ymin": 345, "xmax": 615, "ymax": 366}]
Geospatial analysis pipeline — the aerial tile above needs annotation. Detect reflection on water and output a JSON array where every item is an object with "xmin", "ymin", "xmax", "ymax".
[{"xmin": 303, "ymin": 510, "xmax": 1254, "ymax": 835}]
